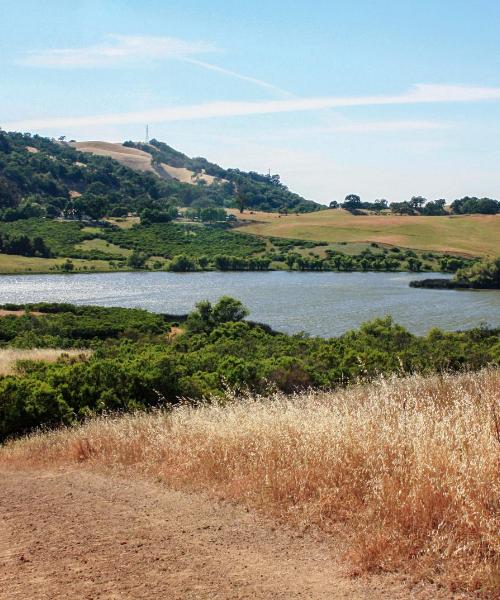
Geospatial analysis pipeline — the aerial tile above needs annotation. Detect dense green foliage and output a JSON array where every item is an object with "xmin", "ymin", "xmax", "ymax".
[
  {"xmin": 0, "ymin": 300, "xmax": 498, "ymax": 440},
  {"xmin": 454, "ymin": 257, "xmax": 500, "ymax": 289},
  {"xmin": 103, "ymin": 222, "xmax": 266, "ymax": 259},
  {"xmin": 0, "ymin": 131, "xmax": 190, "ymax": 221},
  {"xmin": 0, "ymin": 230, "xmax": 52, "ymax": 258},
  {"xmin": 0, "ymin": 303, "xmax": 171, "ymax": 348},
  {"xmin": 0, "ymin": 219, "xmax": 87, "ymax": 256},
  {"xmin": 0, "ymin": 216, "xmax": 471, "ymax": 274},
  {"xmin": 125, "ymin": 139, "xmax": 320, "ymax": 213},
  {"xmin": 450, "ymin": 197, "xmax": 499, "ymax": 215},
  {"xmin": 411, "ymin": 258, "xmax": 500, "ymax": 290},
  {"xmin": 0, "ymin": 131, "xmax": 319, "ymax": 222}
]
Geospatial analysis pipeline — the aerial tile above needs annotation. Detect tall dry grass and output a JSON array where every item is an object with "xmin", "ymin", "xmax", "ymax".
[
  {"xmin": 1, "ymin": 370, "xmax": 499, "ymax": 594},
  {"xmin": 0, "ymin": 348, "xmax": 91, "ymax": 376}
]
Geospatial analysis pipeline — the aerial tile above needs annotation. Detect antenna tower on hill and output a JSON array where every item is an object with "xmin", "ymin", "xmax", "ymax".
[{"xmin": 145, "ymin": 125, "xmax": 149, "ymax": 144}]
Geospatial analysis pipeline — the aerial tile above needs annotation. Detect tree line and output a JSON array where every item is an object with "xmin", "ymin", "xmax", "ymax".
[
  {"xmin": 330, "ymin": 194, "xmax": 499, "ymax": 215},
  {"xmin": 0, "ymin": 232, "xmax": 52, "ymax": 258}
]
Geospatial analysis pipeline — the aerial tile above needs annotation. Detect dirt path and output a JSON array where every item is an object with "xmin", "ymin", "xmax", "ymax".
[{"xmin": 0, "ymin": 468, "xmax": 457, "ymax": 600}]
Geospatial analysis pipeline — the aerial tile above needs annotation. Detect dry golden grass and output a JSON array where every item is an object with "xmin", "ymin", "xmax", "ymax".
[
  {"xmin": 0, "ymin": 348, "xmax": 91, "ymax": 376},
  {"xmin": 70, "ymin": 141, "xmax": 155, "ymax": 173},
  {"xmin": 229, "ymin": 209, "xmax": 500, "ymax": 257},
  {"xmin": 2, "ymin": 370, "xmax": 499, "ymax": 594}
]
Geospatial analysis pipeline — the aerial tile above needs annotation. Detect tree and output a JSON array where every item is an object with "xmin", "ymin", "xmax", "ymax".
[
  {"xmin": 406, "ymin": 257, "xmax": 422, "ymax": 272},
  {"xmin": 212, "ymin": 296, "xmax": 249, "ymax": 324},
  {"xmin": 342, "ymin": 194, "xmax": 361, "ymax": 211},
  {"xmin": 451, "ymin": 197, "xmax": 499, "ymax": 215},
  {"xmin": 140, "ymin": 207, "xmax": 175, "ymax": 225},
  {"xmin": 329, "ymin": 200, "xmax": 339, "ymax": 209},
  {"xmin": 200, "ymin": 206, "xmax": 226, "ymax": 223},
  {"xmin": 61, "ymin": 259, "xmax": 74, "ymax": 272},
  {"xmin": 373, "ymin": 199, "xmax": 388, "ymax": 212},
  {"xmin": 186, "ymin": 297, "xmax": 249, "ymax": 333},
  {"xmin": 236, "ymin": 188, "xmax": 247, "ymax": 214},
  {"xmin": 454, "ymin": 257, "xmax": 500, "ymax": 289},
  {"xmin": 422, "ymin": 199, "xmax": 446, "ymax": 216},
  {"xmin": 127, "ymin": 251, "xmax": 147, "ymax": 269},
  {"xmin": 409, "ymin": 196, "xmax": 427, "ymax": 212},
  {"xmin": 390, "ymin": 201, "xmax": 414, "ymax": 215},
  {"xmin": 169, "ymin": 254, "xmax": 196, "ymax": 272}
]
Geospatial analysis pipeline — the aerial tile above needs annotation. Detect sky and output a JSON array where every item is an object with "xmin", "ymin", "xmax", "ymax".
[{"xmin": 2, "ymin": 0, "xmax": 500, "ymax": 205}]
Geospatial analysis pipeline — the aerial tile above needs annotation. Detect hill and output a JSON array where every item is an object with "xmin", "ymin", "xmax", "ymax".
[
  {"xmin": 75, "ymin": 137, "xmax": 321, "ymax": 213},
  {"xmin": 230, "ymin": 209, "xmax": 500, "ymax": 257},
  {"xmin": 0, "ymin": 130, "xmax": 319, "ymax": 220}
]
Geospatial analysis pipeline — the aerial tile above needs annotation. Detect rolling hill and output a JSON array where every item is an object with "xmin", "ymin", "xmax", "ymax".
[
  {"xmin": 0, "ymin": 131, "xmax": 321, "ymax": 219},
  {"xmin": 230, "ymin": 209, "xmax": 500, "ymax": 257}
]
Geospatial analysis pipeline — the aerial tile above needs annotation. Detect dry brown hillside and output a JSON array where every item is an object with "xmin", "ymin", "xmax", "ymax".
[
  {"xmin": 70, "ymin": 141, "xmax": 156, "ymax": 173},
  {"xmin": 70, "ymin": 141, "xmax": 222, "ymax": 186}
]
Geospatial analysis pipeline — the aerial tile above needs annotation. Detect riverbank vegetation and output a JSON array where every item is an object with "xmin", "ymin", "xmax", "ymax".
[
  {"xmin": 0, "ymin": 299, "xmax": 498, "ymax": 440},
  {"xmin": 0, "ymin": 217, "xmax": 476, "ymax": 274},
  {"xmin": 2, "ymin": 369, "xmax": 498, "ymax": 596},
  {"xmin": 410, "ymin": 257, "xmax": 500, "ymax": 290}
]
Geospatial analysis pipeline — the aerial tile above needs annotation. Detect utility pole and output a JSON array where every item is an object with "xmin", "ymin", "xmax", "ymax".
[{"xmin": 145, "ymin": 125, "xmax": 149, "ymax": 144}]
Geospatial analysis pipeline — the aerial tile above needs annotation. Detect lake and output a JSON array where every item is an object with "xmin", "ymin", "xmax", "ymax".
[{"xmin": 0, "ymin": 271, "xmax": 499, "ymax": 337}]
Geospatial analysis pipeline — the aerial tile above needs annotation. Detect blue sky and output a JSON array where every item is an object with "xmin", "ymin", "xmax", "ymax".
[{"xmin": 2, "ymin": 0, "xmax": 500, "ymax": 204}]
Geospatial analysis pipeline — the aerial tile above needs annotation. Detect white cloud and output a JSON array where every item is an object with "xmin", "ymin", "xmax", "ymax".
[
  {"xmin": 4, "ymin": 84, "xmax": 500, "ymax": 132},
  {"xmin": 18, "ymin": 34, "xmax": 216, "ymax": 68},
  {"xmin": 17, "ymin": 34, "xmax": 291, "ymax": 96},
  {"xmin": 255, "ymin": 120, "xmax": 451, "ymax": 139}
]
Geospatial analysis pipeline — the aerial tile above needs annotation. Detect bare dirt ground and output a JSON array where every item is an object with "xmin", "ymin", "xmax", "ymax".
[
  {"xmin": 70, "ymin": 142, "xmax": 155, "ymax": 174},
  {"xmin": 0, "ymin": 468, "xmax": 462, "ymax": 600}
]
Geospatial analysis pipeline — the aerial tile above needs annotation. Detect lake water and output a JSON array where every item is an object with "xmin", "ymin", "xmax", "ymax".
[{"xmin": 0, "ymin": 271, "xmax": 499, "ymax": 337}]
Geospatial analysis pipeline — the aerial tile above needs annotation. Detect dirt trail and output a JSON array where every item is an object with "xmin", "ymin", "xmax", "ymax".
[{"xmin": 0, "ymin": 468, "xmax": 457, "ymax": 600}]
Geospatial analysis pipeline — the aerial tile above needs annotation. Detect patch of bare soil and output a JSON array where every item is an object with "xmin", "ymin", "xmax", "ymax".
[
  {"xmin": 70, "ymin": 142, "xmax": 155, "ymax": 174},
  {"xmin": 0, "ymin": 468, "xmax": 461, "ymax": 599}
]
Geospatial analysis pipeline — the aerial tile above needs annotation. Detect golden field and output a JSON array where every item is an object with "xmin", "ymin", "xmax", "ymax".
[{"xmin": 230, "ymin": 209, "xmax": 500, "ymax": 257}]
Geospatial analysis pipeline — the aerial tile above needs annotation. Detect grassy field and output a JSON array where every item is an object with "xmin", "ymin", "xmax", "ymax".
[
  {"xmin": 3, "ymin": 369, "xmax": 497, "ymax": 595},
  {"xmin": 104, "ymin": 216, "xmax": 141, "ymax": 229},
  {"xmin": 230, "ymin": 209, "xmax": 500, "ymax": 257},
  {"xmin": 74, "ymin": 238, "xmax": 133, "ymax": 257},
  {"xmin": 0, "ymin": 253, "xmax": 115, "ymax": 274}
]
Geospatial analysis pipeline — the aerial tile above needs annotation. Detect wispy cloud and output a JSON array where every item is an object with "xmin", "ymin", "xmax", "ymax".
[
  {"xmin": 259, "ymin": 119, "xmax": 451, "ymax": 138},
  {"xmin": 321, "ymin": 119, "xmax": 450, "ymax": 133},
  {"xmin": 182, "ymin": 57, "xmax": 293, "ymax": 97},
  {"xmin": 18, "ymin": 34, "xmax": 216, "ymax": 68},
  {"xmin": 4, "ymin": 84, "xmax": 500, "ymax": 132},
  {"xmin": 18, "ymin": 34, "xmax": 291, "ymax": 96}
]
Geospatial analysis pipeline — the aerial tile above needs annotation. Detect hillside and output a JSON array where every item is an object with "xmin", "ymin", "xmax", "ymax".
[
  {"xmin": 0, "ymin": 131, "xmax": 496, "ymax": 274},
  {"xmin": 74, "ymin": 138, "xmax": 321, "ymax": 213},
  {"xmin": 230, "ymin": 209, "xmax": 500, "ymax": 257},
  {"xmin": 0, "ymin": 130, "xmax": 319, "ymax": 219}
]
